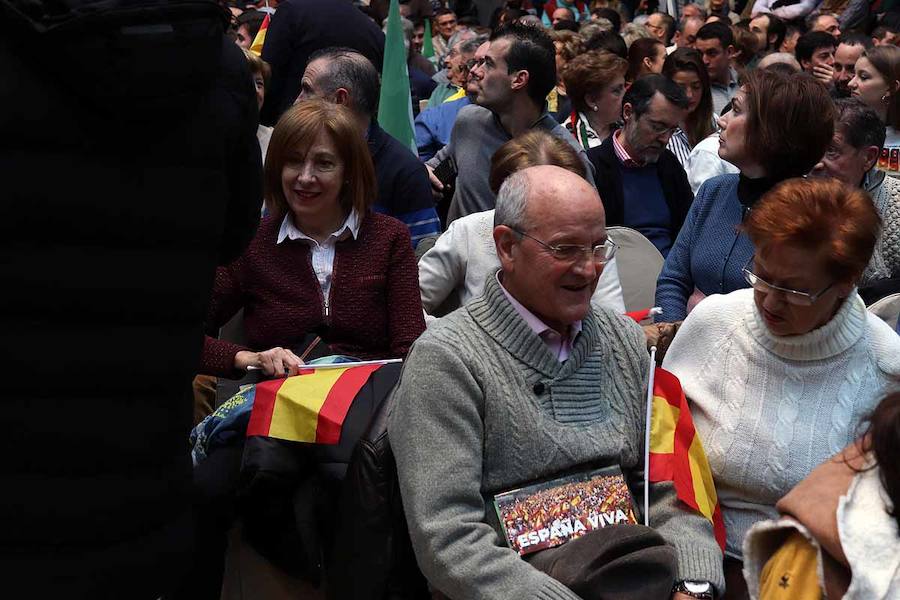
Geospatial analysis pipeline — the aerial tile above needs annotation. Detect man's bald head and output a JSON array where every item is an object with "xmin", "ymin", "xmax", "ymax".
[{"xmin": 494, "ymin": 166, "xmax": 608, "ymax": 333}]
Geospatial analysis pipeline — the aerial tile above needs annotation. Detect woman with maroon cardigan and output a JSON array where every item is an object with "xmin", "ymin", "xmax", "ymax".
[{"xmin": 201, "ymin": 98, "xmax": 425, "ymax": 378}]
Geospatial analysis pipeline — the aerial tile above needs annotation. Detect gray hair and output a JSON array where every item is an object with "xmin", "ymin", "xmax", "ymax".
[
  {"xmin": 306, "ymin": 47, "xmax": 380, "ymax": 117},
  {"xmin": 621, "ymin": 23, "xmax": 652, "ymax": 48},
  {"xmin": 494, "ymin": 170, "xmax": 530, "ymax": 231},
  {"xmin": 459, "ymin": 35, "xmax": 488, "ymax": 55}
]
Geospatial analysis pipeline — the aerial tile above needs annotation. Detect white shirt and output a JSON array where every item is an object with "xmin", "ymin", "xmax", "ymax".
[
  {"xmin": 277, "ymin": 210, "xmax": 361, "ymax": 302},
  {"xmin": 686, "ymin": 133, "xmax": 739, "ymax": 195}
]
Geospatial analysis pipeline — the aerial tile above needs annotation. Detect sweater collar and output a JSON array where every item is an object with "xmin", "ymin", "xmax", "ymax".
[
  {"xmin": 745, "ymin": 289, "xmax": 868, "ymax": 361},
  {"xmin": 467, "ymin": 274, "xmax": 597, "ymax": 376},
  {"xmin": 736, "ymin": 173, "xmax": 781, "ymax": 219}
]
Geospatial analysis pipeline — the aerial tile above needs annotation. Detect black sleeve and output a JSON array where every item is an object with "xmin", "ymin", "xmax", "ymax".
[
  {"xmin": 260, "ymin": 2, "xmax": 296, "ymax": 125},
  {"xmin": 219, "ymin": 39, "xmax": 262, "ymax": 266}
]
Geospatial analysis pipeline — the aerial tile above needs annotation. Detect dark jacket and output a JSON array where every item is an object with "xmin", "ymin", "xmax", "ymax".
[
  {"xmin": 261, "ymin": 0, "xmax": 385, "ymax": 125},
  {"xmin": 369, "ymin": 122, "xmax": 441, "ymax": 247},
  {"xmin": 587, "ymin": 135, "xmax": 694, "ymax": 245},
  {"xmin": 0, "ymin": 1, "xmax": 261, "ymax": 597}
]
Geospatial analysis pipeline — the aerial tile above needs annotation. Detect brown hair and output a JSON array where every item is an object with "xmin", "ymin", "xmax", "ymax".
[
  {"xmin": 859, "ymin": 392, "xmax": 900, "ymax": 530},
  {"xmin": 562, "ymin": 50, "xmax": 629, "ymax": 114},
  {"xmin": 662, "ymin": 47, "xmax": 714, "ymax": 146},
  {"xmin": 243, "ymin": 48, "xmax": 271, "ymax": 89},
  {"xmin": 743, "ymin": 178, "xmax": 880, "ymax": 284},
  {"xmin": 862, "ymin": 45, "xmax": 900, "ymax": 129},
  {"xmin": 549, "ymin": 29, "xmax": 585, "ymax": 63},
  {"xmin": 489, "ymin": 130, "xmax": 587, "ymax": 193},
  {"xmin": 742, "ymin": 69, "xmax": 835, "ymax": 180},
  {"xmin": 626, "ymin": 37, "xmax": 665, "ymax": 82},
  {"xmin": 264, "ymin": 98, "xmax": 376, "ymax": 220}
]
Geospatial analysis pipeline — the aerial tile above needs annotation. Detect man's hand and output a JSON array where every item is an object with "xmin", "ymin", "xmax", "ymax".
[
  {"xmin": 642, "ymin": 322, "xmax": 681, "ymax": 363},
  {"xmin": 425, "ymin": 163, "xmax": 444, "ymax": 199},
  {"xmin": 673, "ymin": 593, "xmax": 697, "ymax": 600},
  {"xmin": 812, "ymin": 64, "xmax": 835, "ymax": 85},
  {"xmin": 234, "ymin": 347, "xmax": 304, "ymax": 377}
]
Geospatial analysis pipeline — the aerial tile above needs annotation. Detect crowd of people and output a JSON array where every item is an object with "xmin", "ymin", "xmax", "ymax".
[{"xmin": 9, "ymin": 0, "xmax": 900, "ymax": 598}]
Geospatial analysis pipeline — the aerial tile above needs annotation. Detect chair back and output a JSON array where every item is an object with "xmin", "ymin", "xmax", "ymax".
[{"xmin": 607, "ymin": 226, "xmax": 664, "ymax": 313}]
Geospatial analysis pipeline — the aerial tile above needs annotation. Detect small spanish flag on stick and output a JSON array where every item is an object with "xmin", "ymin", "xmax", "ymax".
[
  {"xmin": 246, "ymin": 360, "xmax": 397, "ymax": 444},
  {"xmin": 249, "ymin": 13, "xmax": 269, "ymax": 57},
  {"xmin": 643, "ymin": 349, "xmax": 726, "ymax": 551}
]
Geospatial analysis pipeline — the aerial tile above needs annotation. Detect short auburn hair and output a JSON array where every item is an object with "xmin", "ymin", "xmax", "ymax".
[
  {"xmin": 264, "ymin": 98, "xmax": 375, "ymax": 220},
  {"xmin": 742, "ymin": 69, "xmax": 835, "ymax": 180},
  {"xmin": 489, "ymin": 130, "xmax": 586, "ymax": 194},
  {"xmin": 562, "ymin": 50, "xmax": 628, "ymax": 114},
  {"xmin": 743, "ymin": 178, "xmax": 881, "ymax": 284}
]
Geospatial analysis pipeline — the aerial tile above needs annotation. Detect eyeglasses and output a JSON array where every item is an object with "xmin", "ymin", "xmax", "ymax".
[
  {"xmin": 741, "ymin": 263, "xmax": 834, "ymax": 306},
  {"xmin": 510, "ymin": 228, "xmax": 618, "ymax": 264},
  {"xmin": 465, "ymin": 57, "xmax": 486, "ymax": 70}
]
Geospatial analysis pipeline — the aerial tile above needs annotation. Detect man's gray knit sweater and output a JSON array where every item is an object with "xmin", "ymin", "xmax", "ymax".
[
  {"xmin": 388, "ymin": 276, "xmax": 725, "ymax": 600},
  {"xmin": 426, "ymin": 104, "xmax": 595, "ymax": 223}
]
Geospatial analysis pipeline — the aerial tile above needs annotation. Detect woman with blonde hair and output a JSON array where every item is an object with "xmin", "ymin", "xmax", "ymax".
[
  {"xmin": 561, "ymin": 50, "xmax": 629, "ymax": 149},
  {"xmin": 418, "ymin": 129, "xmax": 625, "ymax": 317},
  {"xmin": 200, "ymin": 98, "xmax": 425, "ymax": 377}
]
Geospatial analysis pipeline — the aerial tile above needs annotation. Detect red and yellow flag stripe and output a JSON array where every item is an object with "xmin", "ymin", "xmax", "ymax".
[{"xmin": 246, "ymin": 363, "xmax": 383, "ymax": 444}]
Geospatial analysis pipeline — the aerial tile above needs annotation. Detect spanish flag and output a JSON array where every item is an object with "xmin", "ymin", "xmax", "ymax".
[
  {"xmin": 249, "ymin": 13, "xmax": 269, "ymax": 57},
  {"xmin": 649, "ymin": 367, "xmax": 726, "ymax": 550},
  {"xmin": 246, "ymin": 362, "xmax": 385, "ymax": 444}
]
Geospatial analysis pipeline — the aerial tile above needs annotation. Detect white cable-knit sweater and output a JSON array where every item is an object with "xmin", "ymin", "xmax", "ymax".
[{"xmin": 662, "ymin": 288, "xmax": 900, "ymax": 558}]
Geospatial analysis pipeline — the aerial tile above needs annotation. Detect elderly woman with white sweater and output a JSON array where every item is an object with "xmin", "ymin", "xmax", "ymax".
[
  {"xmin": 419, "ymin": 130, "xmax": 626, "ymax": 318},
  {"xmin": 661, "ymin": 177, "xmax": 900, "ymax": 596}
]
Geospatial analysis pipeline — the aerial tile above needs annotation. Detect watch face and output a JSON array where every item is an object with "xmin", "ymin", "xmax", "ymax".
[{"xmin": 684, "ymin": 581, "xmax": 712, "ymax": 593}]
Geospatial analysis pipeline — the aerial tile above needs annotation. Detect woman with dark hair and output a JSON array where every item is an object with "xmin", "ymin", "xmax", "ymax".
[
  {"xmin": 655, "ymin": 70, "xmax": 835, "ymax": 322},
  {"xmin": 662, "ymin": 48, "xmax": 716, "ymax": 168},
  {"xmin": 626, "ymin": 37, "xmax": 666, "ymax": 83},
  {"xmin": 200, "ymin": 98, "xmax": 425, "ymax": 378},
  {"xmin": 663, "ymin": 177, "xmax": 900, "ymax": 596},
  {"xmin": 849, "ymin": 45, "xmax": 900, "ymax": 177},
  {"xmin": 561, "ymin": 50, "xmax": 629, "ymax": 149},
  {"xmin": 743, "ymin": 391, "xmax": 900, "ymax": 599}
]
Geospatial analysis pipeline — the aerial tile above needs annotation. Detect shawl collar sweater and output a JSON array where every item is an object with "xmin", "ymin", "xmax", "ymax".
[
  {"xmin": 389, "ymin": 275, "xmax": 725, "ymax": 600},
  {"xmin": 662, "ymin": 288, "xmax": 900, "ymax": 558},
  {"xmin": 201, "ymin": 213, "xmax": 425, "ymax": 376}
]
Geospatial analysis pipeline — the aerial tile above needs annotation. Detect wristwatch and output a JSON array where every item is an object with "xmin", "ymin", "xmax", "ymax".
[{"xmin": 672, "ymin": 580, "xmax": 715, "ymax": 599}]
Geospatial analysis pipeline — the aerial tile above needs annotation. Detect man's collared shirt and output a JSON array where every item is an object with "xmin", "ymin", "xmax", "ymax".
[
  {"xmin": 612, "ymin": 129, "xmax": 644, "ymax": 168},
  {"xmin": 710, "ymin": 67, "xmax": 739, "ymax": 116},
  {"xmin": 496, "ymin": 273, "xmax": 582, "ymax": 362},
  {"xmin": 277, "ymin": 210, "xmax": 361, "ymax": 299}
]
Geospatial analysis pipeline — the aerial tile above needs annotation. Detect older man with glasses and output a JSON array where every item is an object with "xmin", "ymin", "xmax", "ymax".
[{"xmin": 390, "ymin": 165, "xmax": 725, "ymax": 600}]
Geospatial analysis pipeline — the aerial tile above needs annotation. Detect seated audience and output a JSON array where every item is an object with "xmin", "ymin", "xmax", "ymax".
[
  {"xmin": 419, "ymin": 130, "xmax": 625, "ymax": 317},
  {"xmin": 832, "ymin": 33, "xmax": 871, "ymax": 98},
  {"xmin": 588, "ymin": 74, "xmax": 692, "ymax": 257},
  {"xmin": 298, "ymin": 47, "xmax": 440, "ymax": 246},
  {"xmin": 743, "ymin": 392, "xmax": 900, "ymax": 599},
  {"xmin": 814, "ymin": 98, "xmax": 900, "ymax": 286},
  {"xmin": 200, "ymin": 99, "xmax": 425, "ymax": 378},
  {"xmin": 561, "ymin": 50, "xmax": 629, "ymax": 149},
  {"xmin": 626, "ymin": 37, "xmax": 667, "ymax": 82},
  {"xmin": 695, "ymin": 22, "xmax": 738, "ymax": 114},
  {"xmin": 848, "ymin": 45, "xmax": 900, "ymax": 178},
  {"xmin": 663, "ymin": 48, "xmax": 716, "ymax": 168},
  {"xmin": 655, "ymin": 70, "xmax": 834, "ymax": 322},
  {"xmin": 390, "ymin": 165, "xmax": 725, "ymax": 600},
  {"xmin": 795, "ymin": 30, "xmax": 837, "ymax": 86},
  {"xmin": 663, "ymin": 177, "xmax": 900, "ymax": 595},
  {"xmin": 426, "ymin": 36, "xmax": 479, "ymax": 108}
]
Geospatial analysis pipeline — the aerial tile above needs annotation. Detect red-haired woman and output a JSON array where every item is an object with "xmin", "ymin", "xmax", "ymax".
[{"xmin": 662, "ymin": 178, "xmax": 900, "ymax": 593}]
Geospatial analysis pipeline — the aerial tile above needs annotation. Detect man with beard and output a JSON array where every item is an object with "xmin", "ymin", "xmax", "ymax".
[
  {"xmin": 832, "ymin": 33, "xmax": 872, "ymax": 98},
  {"xmin": 587, "ymin": 75, "xmax": 692, "ymax": 257}
]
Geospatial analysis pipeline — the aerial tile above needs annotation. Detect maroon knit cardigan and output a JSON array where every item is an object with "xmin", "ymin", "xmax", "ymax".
[{"xmin": 200, "ymin": 212, "xmax": 426, "ymax": 377}]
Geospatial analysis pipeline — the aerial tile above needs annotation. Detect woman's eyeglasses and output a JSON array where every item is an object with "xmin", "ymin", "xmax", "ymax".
[{"xmin": 741, "ymin": 263, "xmax": 834, "ymax": 306}]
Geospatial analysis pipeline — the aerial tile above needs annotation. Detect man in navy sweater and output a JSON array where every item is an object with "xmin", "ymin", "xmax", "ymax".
[{"xmin": 588, "ymin": 75, "xmax": 693, "ymax": 257}]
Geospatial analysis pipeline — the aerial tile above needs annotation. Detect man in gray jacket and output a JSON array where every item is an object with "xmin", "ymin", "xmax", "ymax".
[
  {"xmin": 389, "ymin": 166, "xmax": 724, "ymax": 600},
  {"xmin": 425, "ymin": 22, "xmax": 593, "ymax": 224}
]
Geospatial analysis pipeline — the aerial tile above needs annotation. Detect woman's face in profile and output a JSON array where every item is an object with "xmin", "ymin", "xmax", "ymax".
[
  {"xmin": 280, "ymin": 130, "xmax": 346, "ymax": 225},
  {"xmin": 717, "ymin": 88, "xmax": 752, "ymax": 170},
  {"xmin": 750, "ymin": 244, "xmax": 849, "ymax": 337}
]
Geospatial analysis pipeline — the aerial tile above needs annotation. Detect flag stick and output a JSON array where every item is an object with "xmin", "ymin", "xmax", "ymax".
[
  {"xmin": 247, "ymin": 358, "xmax": 402, "ymax": 371},
  {"xmin": 644, "ymin": 346, "xmax": 657, "ymax": 527}
]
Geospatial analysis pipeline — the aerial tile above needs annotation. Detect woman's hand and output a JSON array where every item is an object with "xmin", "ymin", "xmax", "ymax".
[{"xmin": 234, "ymin": 347, "xmax": 304, "ymax": 377}]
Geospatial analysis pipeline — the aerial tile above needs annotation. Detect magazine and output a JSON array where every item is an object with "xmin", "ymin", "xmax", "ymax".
[{"xmin": 493, "ymin": 465, "xmax": 638, "ymax": 556}]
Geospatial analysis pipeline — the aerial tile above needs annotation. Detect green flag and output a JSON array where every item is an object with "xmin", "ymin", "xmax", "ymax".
[
  {"xmin": 422, "ymin": 17, "xmax": 434, "ymax": 59},
  {"xmin": 377, "ymin": 0, "xmax": 416, "ymax": 154}
]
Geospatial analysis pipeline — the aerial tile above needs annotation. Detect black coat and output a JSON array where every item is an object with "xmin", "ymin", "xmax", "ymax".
[
  {"xmin": 260, "ymin": 0, "xmax": 385, "ymax": 125},
  {"xmin": 0, "ymin": 2, "xmax": 261, "ymax": 597},
  {"xmin": 587, "ymin": 135, "xmax": 694, "ymax": 243}
]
